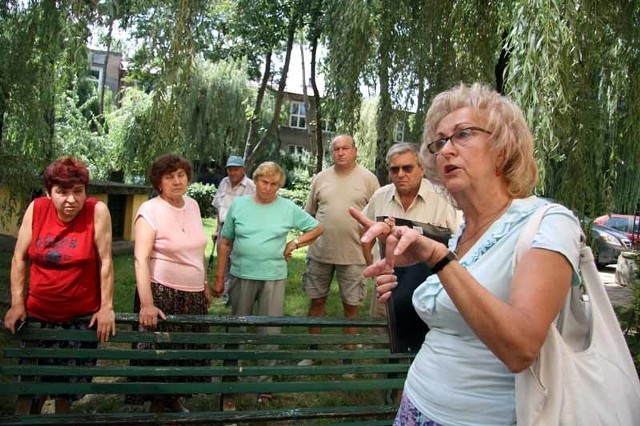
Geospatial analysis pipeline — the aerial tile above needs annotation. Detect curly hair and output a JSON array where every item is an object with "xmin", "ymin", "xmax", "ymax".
[
  {"xmin": 43, "ymin": 157, "xmax": 90, "ymax": 193},
  {"xmin": 148, "ymin": 154, "xmax": 193, "ymax": 191},
  {"xmin": 420, "ymin": 83, "xmax": 538, "ymax": 199}
]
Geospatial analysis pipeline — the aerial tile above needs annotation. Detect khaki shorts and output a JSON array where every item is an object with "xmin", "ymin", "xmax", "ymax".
[{"xmin": 302, "ymin": 258, "xmax": 367, "ymax": 306}]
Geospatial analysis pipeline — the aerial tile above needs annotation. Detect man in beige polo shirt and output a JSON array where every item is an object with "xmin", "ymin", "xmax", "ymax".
[
  {"xmin": 362, "ymin": 142, "xmax": 460, "ymax": 320},
  {"xmin": 299, "ymin": 135, "xmax": 379, "ymax": 366}
]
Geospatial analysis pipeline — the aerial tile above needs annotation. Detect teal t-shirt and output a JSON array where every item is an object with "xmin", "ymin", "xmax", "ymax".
[{"xmin": 221, "ymin": 195, "xmax": 318, "ymax": 280}]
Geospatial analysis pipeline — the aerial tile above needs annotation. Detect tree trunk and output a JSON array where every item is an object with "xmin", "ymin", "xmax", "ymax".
[
  {"xmin": 374, "ymin": 1, "xmax": 393, "ymax": 184},
  {"xmin": 244, "ymin": 10, "xmax": 299, "ymax": 171},
  {"xmin": 309, "ymin": 25, "xmax": 324, "ymax": 175},
  {"xmin": 495, "ymin": 30, "xmax": 511, "ymax": 94},
  {"xmin": 100, "ymin": 19, "xmax": 114, "ymax": 115},
  {"xmin": 242, "ymin": 50, "xmax": 272, "ymax": 162},
  {"xmin": 0, "ymin": 94, "xmax": 5, "ymax": 150},
  {"xmin": 413, "ymin": 74, "xmax": 426, "ymax": 143},
  {"xmin": 299, "ymin": 40, "xmax": 317, "ymax": 175}
]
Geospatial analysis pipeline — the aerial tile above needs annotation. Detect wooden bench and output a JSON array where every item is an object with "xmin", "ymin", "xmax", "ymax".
[{"xmin": 0, "ymin": 313, "xmax": 413, "ymax": 425}]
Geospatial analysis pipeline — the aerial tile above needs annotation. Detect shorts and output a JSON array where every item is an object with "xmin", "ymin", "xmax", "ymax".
[
  {"xmin": 394, "ymin": 393, "xmax": 443, "ymax": 425},
  {"xmin": 302, "ymin": 258, "xmax": 367, "ymax": 305}
]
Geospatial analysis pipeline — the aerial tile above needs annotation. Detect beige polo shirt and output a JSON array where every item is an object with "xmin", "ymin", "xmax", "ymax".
[{"xmin": 306, "ymin": 165, "xmax": 380, "ymax": 265}]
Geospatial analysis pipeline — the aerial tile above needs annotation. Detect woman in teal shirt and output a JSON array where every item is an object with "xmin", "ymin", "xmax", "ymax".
[{"xmin": 213, "ymin": 161, "xmax": 323, "ymax": 402}]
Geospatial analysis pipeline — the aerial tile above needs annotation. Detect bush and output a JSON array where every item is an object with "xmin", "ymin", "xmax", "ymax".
[
  {"xmin": 616, "ymin": 252, "xmax": 640, "ymax": 375},
  {"xmin": 279, "ymin": 167, "xmax": 312, "ymax": 208},
  {"xmin": 187, "ymin": 182, "xmax": 216, "ymax": 218}
]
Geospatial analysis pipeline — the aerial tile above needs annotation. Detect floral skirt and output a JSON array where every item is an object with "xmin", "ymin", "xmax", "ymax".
[
  {"xmin": 125, "ymin": 282, "xmax": 209, "ymax": 406},
  {"xmin": 20, "ymin": 320, "xmax": 98, "ymax": 402},
  {"xmin": 393, "ymin": 393, "xmax": 443, "ymax": 426}
]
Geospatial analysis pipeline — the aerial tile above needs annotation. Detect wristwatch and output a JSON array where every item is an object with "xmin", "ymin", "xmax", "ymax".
[
  {"xmin": 431, "ymin": 251, "xmax": 456, "ymax": 273},
  {"xmin": 293, "ymin": 238, "xmax": 300, "ymax": 249}
]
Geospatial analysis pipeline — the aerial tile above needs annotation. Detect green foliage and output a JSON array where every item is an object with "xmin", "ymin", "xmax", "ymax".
[
  {"xmin": 55, "ymin": 88, "xmax": 116, "ymax": 180},
  {"xmin": 278, "ymin": 167, "xmax": 312, "ymax": 209},
  {"xmin": 323, "ymin": 1, "xmax": 374, "ymax": 133},
  {"xmin": 504, "ymin": 0, "xmax": 640, "ymax": 216},
  {"xmin": 0, "ymin": 1, "xmax": 97, "ymax": 220},
  {"xmin": 104, "ymin": 87, "xmax": 154, "ymax": 180},
  {"xmin": 187, "ymin": 182, "xmax": 217, "ymax": 219},
  {"xmin": 353, "ymin": 98, "xmax": 378, "ymax": 171},
  {"xmin": 181, "ymin": 59, "xmax": 252, "ymax": 164}
]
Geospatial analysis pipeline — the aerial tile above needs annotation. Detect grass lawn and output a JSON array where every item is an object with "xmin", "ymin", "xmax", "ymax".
[
  {"xmin": 108, "ymin": 218, "xmax": 367, "ymax": 316},
  {"xmin": 0, "ymin": 218, "xmax": 375, "ymax": 415}
]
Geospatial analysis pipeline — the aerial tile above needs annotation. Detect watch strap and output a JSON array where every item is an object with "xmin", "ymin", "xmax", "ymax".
[{"xmin": 431, "ymin": 251, "xmax": 456, "ymax": 273}]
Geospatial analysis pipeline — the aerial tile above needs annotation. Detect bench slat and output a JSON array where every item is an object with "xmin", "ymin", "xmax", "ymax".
[
  {"xmin": 7, "ymin": 378, "xmax": 406, "ymax": 395},
  {"xmin": 14, "ymin": 329, "xmax": 391, "ymax": 346},
  {"xmin": 1, "ymin": 363, "xmax": 409, "ymax": 378},
  {"xmin": 4, "ymin": 348, "xmax": 411, "ymax": 361},
  {"xmin": 14, "ymin": 314, "xmax": 389, "ymax": 327}
]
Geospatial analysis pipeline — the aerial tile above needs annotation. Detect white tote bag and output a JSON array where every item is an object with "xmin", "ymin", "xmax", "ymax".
[{"xmin": 514, "ymin": 204, "xmax": 640, "ymax": 425}]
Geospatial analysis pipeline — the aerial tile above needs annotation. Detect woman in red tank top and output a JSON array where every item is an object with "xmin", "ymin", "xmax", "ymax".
[{"xmin": 3, "ymin": 156, "xmax": 115, "ymax": 415}]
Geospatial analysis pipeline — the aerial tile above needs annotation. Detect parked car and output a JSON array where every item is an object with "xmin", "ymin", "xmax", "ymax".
[
  {"xmin": 537, "ymin": 199, "xmax": 631, "ymax": 268},
  {"xmin": 590, "ymin": 223, "xmax": 632, "ymax": 268},
  {"xmin": 594, "ymin": 214, "xmax": 639, "ymax": 248}
]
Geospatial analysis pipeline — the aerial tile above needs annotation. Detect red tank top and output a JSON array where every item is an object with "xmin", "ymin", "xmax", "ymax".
[{"xmin": 27, "ymin": 197, "xmax": 100, "ymax": 322}]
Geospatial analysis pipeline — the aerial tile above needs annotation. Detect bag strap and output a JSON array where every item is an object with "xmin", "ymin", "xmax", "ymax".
[
  {"xmin": 513, "ymin": 203, "xmax": 576, "ymax": 335},
  {"xmin": 514, "ymin": 203, "xmax": 586, "ymax": 338},
  {"xmin": 513, "ymin": 204, "xmax": 555, "ymax": 268}
]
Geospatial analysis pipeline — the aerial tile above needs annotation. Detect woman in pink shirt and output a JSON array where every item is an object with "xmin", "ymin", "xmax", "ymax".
[{"xmin": 128, "ymin": 154, "xmax": 209, "ymax": 413}]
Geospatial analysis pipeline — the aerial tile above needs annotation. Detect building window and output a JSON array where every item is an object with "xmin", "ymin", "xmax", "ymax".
[
  {"xmin": 289, "ymin": 101, "xmax": 306, "ymax": 129},
  {"xmin": 288, "ymin": 145, "xmax": 307, "ymax": 157},
  {"xmin": 89, "ymin": 66, "xmax": 103, "ymax": 90},
  {"xmin": 395, "ymin": 121, "xmax": 405, "ymax": 143},
  {"xmin": 321, "ymin": 119, "xmax": 333, "ymax": 133}
]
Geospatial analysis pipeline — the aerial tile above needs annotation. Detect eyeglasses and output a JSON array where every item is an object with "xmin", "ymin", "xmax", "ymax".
[
  {"xmin": 389, "ymin": 164, "xmax": 416, "ymax": 175},
  {"xmin": 427, "ymin": 126, "xmax": 492, "ymax": 154}
]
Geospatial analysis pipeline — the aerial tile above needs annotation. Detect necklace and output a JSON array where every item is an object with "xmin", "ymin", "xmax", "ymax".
[
  {"xmin": 175, "ymin": 208, "xmax": 186, "ymax": 232},
  {"xmin": 161, "ymin": 194, "xmax": 187, "ymax": 232},
  {"xmin": 455, "ymin": 200, "xmax": 511, "ymax": 254}
]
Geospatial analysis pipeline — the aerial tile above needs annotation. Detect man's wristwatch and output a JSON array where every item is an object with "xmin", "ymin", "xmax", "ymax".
[
  {"xmin": 431, "ymin": 251, "xmax": 456, "ymax": 273},
  {"xmin": 293, "ymin": 238, "xmax": 300, "ymax": 249}
]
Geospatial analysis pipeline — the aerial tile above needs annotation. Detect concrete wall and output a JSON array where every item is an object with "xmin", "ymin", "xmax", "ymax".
[
  {"xmin": 125, "ymin": 194, "xmax": 149, "ymax": 241},
  {"xmin": 0, "ymin": 186, "xmax": 21, "ymax": 236}
]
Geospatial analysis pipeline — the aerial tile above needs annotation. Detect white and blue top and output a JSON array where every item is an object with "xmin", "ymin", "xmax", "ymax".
[{"xmin": 405, "ymin": 196, "xmax": 581, "ymax": 426}]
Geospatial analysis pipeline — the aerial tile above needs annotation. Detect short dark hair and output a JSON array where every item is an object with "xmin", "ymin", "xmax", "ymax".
[
  {"xmin": 43, "ymin": 156, "xmax": 90, "ymax": 193},
  {"xmin": 148, "ymin": 154, "xmax": 193, "ymax": 191}
]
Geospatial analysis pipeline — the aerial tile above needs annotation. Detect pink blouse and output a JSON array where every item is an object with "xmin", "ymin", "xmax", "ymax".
[{"xmin": 136, "ymin": 196, "xmax": 207, "ymax": 292}]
